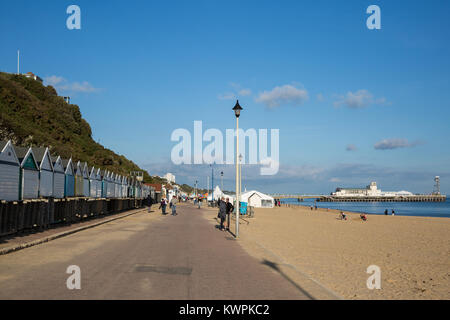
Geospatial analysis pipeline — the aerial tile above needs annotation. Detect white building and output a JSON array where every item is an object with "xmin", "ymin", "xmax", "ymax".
[
  {"xmin": 332, "ymin": 182, "xmax": 413, "ymax": 197},
  {"xmin": 240, "ymin": 190, "xmax": 275, "ymax": 208},
  {"xmin": 164, "ymin": 173, "xmax": 176, "ymax": 184}
]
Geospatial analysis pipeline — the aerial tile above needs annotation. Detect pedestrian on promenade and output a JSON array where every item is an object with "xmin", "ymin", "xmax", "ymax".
[
  {"xmin": 392, "ymin": 209, "xmax": 395, "ymax": 216},
  {"xmin": 159, "ymin": 198, "xmax": 167, "ymax": 215},
  {"xmin": 384, "ymin": 209, "xmax": 388, "ymax": 215},
  {"xmin": 218, "ymin": 197, "xmax": 227, "ymax": 231},
  {"xmin": 198, "ymin": 198, "xmax": 202, "ymax": 209},
  {"xmin": 171, "ymin": 196, "xmax": 178, "ymax": 216},
  {"xmin": 225, "ymin": 197, "xmax": 234, "ymax": 231}
]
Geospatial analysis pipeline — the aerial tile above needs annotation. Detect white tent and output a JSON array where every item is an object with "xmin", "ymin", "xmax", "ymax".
[
  {"xmin": 240, "ymin": 190, "xmax": 274, "ymax": 208},
  {"xmin": 208, "ymin": 186, "xmax": 235, "ymax": 202}
]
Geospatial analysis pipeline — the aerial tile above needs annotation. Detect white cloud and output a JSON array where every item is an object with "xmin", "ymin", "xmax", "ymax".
[
  {"xmin": 255, "ymin": 84, "xmax": 309, "ymax": 108},
  {"xmin": 44, "ymin": 76, "xmax": 100, "ymax": 94},
  {"xmin": 346, "ymin": 144, "xmax": 358, "ymax": 151},
  {"xmin": 374, "ymin": 138, "xmax": 423, "ymax": 150},
  {"xmin": 333, "ymin": 89, "xmax": 387, "ymax": 109},
  {"xmin": 317, "ymin": 93, "xmax": 325, "ymax": 102}
]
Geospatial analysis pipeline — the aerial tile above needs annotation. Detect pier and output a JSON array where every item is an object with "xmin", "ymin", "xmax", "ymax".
[{"xmin": 317, "ymin": 195, "xmax": 447, "ymax": 203}]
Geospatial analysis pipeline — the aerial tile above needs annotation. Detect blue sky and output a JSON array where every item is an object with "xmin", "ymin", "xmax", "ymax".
[{"xmin": 1, "ymin": 0, "xmax": 449, "ymax": 194}]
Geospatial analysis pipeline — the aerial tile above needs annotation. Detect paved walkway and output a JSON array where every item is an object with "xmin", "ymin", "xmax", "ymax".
[{"xmin": 0, "ymin": 204, "xmax": 311, "ymax": 299}]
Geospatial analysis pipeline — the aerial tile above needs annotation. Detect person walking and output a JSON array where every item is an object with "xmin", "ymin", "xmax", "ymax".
[
  {"xmin": 384, "ymin": 209, "xmax": 388, "ymax": 215},
  {"xmin": 218, "ymin": 197, "xmax": 227, "ymax": 231},
  {"xmin": 159, "ymin": 198, "xmax": 167, "ymax": 215},
  {"xmin": 225, "ymin": 197, "xmax": 234, "ymax": 231},
  {"xmin": 171, "ymin": 196, "xmax": 178, "ymax": 216}
]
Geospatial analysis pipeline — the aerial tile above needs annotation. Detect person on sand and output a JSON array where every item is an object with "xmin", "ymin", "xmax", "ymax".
[
  {"xmin": 170, "ymin": 196, "xmax": 178, "ymax": 216},
  {"xmin": 225, "ymin": 197, "xmax": 234, "ymax": 231},
  {"xmin": 392, "ymin": 209, "xmax": 395, "ymax": 216},
  {"xmin": 360, "ymin": 213, "xmax": 367, "ymax": 221},
  {"xmin": 339, "ymin": 211, "xmax": 347, "ymax": 220},
  {"xmin": 384, "ymin": 209, "xmax": 388, "ymax": 215},
  {"xmin": 218, "ymin": 197, "xmax": 227, "ymax": 231}
]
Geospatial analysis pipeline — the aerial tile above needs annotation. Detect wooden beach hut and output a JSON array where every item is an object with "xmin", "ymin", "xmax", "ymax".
[
  {"xmin": 62, "ymin": 158, "xmax": 75, "ymax": 197},
  {"xmin": 106, "ymin": 171, "xmax": 114, "ymax": 198},
  {"xmin": 82, "ymin": 162, "xmax": 90, "ymax": 197},
  {"xmin": 32, "ymin": 147, "xmax": 54, "ymax": 198},
  {"xmin": 74, "ymin": 161, "xmax": 84, "ymax": 197},
  {"xmin": 0, "ymin": 140, "xmax": 21, "ymax": 201},
  {"xmin": 89, "ymin": 166, "xmax": 97, "ymax": 198},
  {"xmin": 52, "ymin": 156, "xmax": 65, "ymax": 199},
  {"xmin": 122, "ymin": 176, "xmax": 128, "ymax": 198},
  {"xmin": 115, "ymin": 174, "xmax": 121, "ymax": 198},
  {"xmin": 95, "ymin": 168, "xmax": 102, "ymax": 198},
  {"xmin": 100, "ymin": 169, "xmax": 108, "ymax": 198},
  {"xmin": 14, "ymin": 146, "xmax": 39, "ymax": 200}
]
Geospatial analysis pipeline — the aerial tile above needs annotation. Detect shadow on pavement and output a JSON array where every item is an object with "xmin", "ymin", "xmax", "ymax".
[{"xmin": 262, "ymin": 259, "xmax": 315, "ymax": 300}]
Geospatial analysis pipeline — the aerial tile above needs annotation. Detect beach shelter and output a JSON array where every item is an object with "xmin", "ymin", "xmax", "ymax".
[
  {"xmin": 74, "ymin": 161, "xmax": 84, "ymax": 197},
  {"xmin": 52, "ymin": 156, "xmax": 65, "ymax": 199},
  {"xmin": 82, "ymin": 162, "xmax": 90, "ymax": 197},
  {"xmin": 32, "ymin": 147, "xmax": 54, "ymax": 198},
  {"xmin": 89, "ymin": 166, "xmax": 97, "ymax": 198},
  {"xmin": 62, "ymin": 158, "xmax": 75, "ymax": 197},
  {"xmin": 0, "ymin": 140, "xmax": 21, "ymax": 201},
  {"xmin": 240, "ymin": 190, "xmax": 274, "ymax": 208},
  {"xmin": 14, "ymin": 146, "xmax": 39, "ymax": 200}
]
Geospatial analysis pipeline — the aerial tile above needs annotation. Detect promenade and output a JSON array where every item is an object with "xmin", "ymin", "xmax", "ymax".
[{"xmin": 0, "ymin": 203, "xmax": 314, "ymax": 300}]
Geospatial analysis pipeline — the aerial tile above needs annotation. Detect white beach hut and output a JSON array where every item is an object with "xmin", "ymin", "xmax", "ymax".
[
  {"xmin": 106, "ymin": 171, "xmax": 114, "ymax": 198},
  {"xmin": 100, "ymin": 169, "xmax": 108, "ymax": 198},
  {"xmin": 82, "ymin": 162, "xmax": 90, "ymax": 197},
  {"xmin": 122, "ymin": 176, "xmax": 128, "ymax": 198},
  {"xmin": 52, "ymin": 156, "xmax": 65, "ymax": 199},
  {"xmin": 14, "ymin": 146, "xmax": 39, "ymax": 200},
  {"xmin": 0, "ymin": 141, "xmax": 20, "ymax": 201},
  {"xmin": 32, "ymin": 147, "xmax": 54, "ymax": 198},
  {"xmin": 115, "ymin": 174, "xmax": 122, "ymax": 198}
]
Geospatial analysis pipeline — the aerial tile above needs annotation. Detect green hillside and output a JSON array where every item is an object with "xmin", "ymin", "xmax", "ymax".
[{"xmin": 0, "ymin": 72, "xmax": 162, "ymax": 183}]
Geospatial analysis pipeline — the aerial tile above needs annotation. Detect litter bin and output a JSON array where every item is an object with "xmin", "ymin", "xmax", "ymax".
[{"xmin": 240, "ymin": 202, "xmax": 248, "ymax": 215}]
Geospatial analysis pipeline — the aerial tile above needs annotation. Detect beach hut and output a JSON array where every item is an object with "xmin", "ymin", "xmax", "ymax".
[
  {"xmin": 32, "ymin": 147, "xmax": 54, "ymax": 198},
  {"xmin": 0, "ymin": 140, "xmax": 20, "ymax": 201},
  {"xmin": 89, "ymin": 166, "xmax": 97, "ymax": 198},
  {"xmin": 106, "ymin": 171, "xmax": 115, "ymax": 198},
  {"xmin": 52, "ymin": 156, "xmax": 65, "ymax": 199},
  {"xmin": 95, "ymin": 168, "xmax": 102, "ymax": 198},
  {"xmin": 115, "ymin": 174, "xmax": 121, "ymax": 198},
  {"xmin": 14, "ymin": 146, "xmax": 39, "ymax": 200},
  {"xmin": 74, "ymin": 161, "xmax": 84, "ymax": 197},
  {"xmin": 82, "ymin": 162, "xmax": 90, "ymax": 197},
  {"xmin": 100, "ymin": 169, "xmax": 108, "ymax": 198},
  {"xmin": 62, "ymin": 158, "xmax": 75, "ymax": 197},
  {"xmin": 240, "ymin": 190, "xmax": 274, "ymax": 208},
  {"xmin": 122, "ymin": 176, "xmax": 128, "ymax": 198}
]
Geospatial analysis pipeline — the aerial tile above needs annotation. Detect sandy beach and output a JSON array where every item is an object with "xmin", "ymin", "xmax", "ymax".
[{"xmin": 204, "ymin": 205, "xmax": 450, "ymax": 299}]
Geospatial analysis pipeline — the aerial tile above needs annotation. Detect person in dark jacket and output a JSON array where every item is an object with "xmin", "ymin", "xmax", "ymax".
[
  {"xmin": 147, "ymin": 195, "xmax": 153, "ymax": 213},
  {"xmin": 218, "ymin": 197, "xmax": 227, "ymax": 231},
  {"xmin": 225, "ymin": 197, "xmax": 234, "ymax": 231}
]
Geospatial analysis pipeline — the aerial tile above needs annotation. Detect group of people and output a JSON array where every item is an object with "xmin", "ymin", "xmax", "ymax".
[
  {"xmin": 217, "ymin": 197, "xmax": 234, "ymax": 231},
  {"xmin": 158, "ymin": 196, "xmax": 179, "ymax": 216},
  {"xmin": 385, "ymin": 209, "xmax": 395, "ymax": 216}
]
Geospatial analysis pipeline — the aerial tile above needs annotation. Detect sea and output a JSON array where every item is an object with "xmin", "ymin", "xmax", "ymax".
[{"xmin": 280, "ymin": 198, "xmax": 450, "ymax": 218}]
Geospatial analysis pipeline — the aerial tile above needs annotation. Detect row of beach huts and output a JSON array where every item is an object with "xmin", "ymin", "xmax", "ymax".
[{"xmin": 0, "ymin": 140, "xmax": 152, "ymax": 202}]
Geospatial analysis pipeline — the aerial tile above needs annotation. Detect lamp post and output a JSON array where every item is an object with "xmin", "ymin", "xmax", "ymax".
[
  {"xmin": 233, "ymin": 100, "xmax": 243, "ymax": 238},
  {"xmin": 239, "ymin": 154, "xmax": 243, "ymax": 201},
  {"xmin": 211, "ymin": 164, "xmax": 214, "ymax": 205}
]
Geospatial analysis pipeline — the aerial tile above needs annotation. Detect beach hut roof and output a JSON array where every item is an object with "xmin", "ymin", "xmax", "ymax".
[
  {"xmin": 50, "ymin": 155, "xmax": 64, "ymax": 173},
  {"xmin": 62, "ymin": 158, "xmax": 74, "ymax": 175},
  {"xmin": 31, "ymin": 147, "xmax": 54, "ymax": 171},
  {"xmin": 0, "ymin": 140, "xmax": 20, "ymax": 165},
  {"xmin": 240, "ymin": 190, "xmax": 274, "ymax": 202},
  {"xmin": 13, "ymin": 146, "xmax": 38, "ymax": 170}
]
